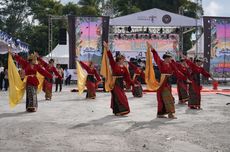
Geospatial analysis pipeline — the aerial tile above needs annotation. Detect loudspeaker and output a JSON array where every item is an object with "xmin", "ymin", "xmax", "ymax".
[{"xmin": 59, "ymin": 28, "xmax": 67, "ymax": 45}]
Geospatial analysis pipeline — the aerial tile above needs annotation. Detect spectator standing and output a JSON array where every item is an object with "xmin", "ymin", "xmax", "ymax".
[
  {"xmin": 0, "ymin": 66, "xmax": 4, "ymax": 90},
  {"xmin": 4, "ymin": 68, "xmax": 9, "ymax": 91},
  {"xmin": 64, "ymin": 68, "xmax": 71, "ymax": 85},
  {"xmin": 55, "ymin": 64, "xmax": 64, "ymax": 92}
]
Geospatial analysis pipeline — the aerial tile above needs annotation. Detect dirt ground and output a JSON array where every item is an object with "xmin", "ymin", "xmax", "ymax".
[{"xmin": 0, "ymin": 85, "xmax": 230, "ymax": 152}]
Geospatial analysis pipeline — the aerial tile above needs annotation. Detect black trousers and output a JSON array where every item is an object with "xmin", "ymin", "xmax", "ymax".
[
  {"xmin": 65, "ymin": 75, "xmax": 71, "ymax": 85},
  {"xmin": 4, "ymin": 78, "xmax": 8, "ymax": 91},
  {"xmin": 0, "ymin": 73, "xmax": 4, "ymax": 90},
  {"xmin": 55, "ymin": 78, "xmax": 62, "ymax": 92}
]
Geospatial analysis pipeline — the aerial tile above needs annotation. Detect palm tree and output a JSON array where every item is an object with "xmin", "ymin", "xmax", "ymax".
[
  {"xmin": 78, "ymin": 0, "xmax": 101, "ymax": 8},
  {"xmin": 78, "ymin": 0, "xmax": 102, "ymax": 15}
]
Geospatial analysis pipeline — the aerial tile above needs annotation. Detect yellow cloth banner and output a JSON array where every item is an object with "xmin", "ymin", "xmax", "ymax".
[
  {"xmin": 77, "ymin": 61, "xmax": 87, "ymax": 95},
  {"xmin": 36, "ymin": 72, "xmax": 44, "ymax": 93},
  {"xmin": 100, "ymin": 48, "xmax": 113, "ymax": 92},
  {"xmin": 8, "ymin": 54, "xmax": 26, "ymax": 108},
  {"xmin": 145, "ymin": 47, "xmax": 165, "ymax": 91}
]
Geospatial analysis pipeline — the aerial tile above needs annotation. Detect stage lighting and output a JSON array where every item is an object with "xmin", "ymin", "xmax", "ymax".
[
  {"xmin": 160, "ymin": 34, "xmax": 167, "ymax": 39},
  {"xmin": 159, "ymin": 28, "xmax": 163, "ymax": 34},
  {"xmin": 175, "ymin": 28, "xmax": 180, "ymax": 34},
  {"xmin": 128, "ymin": 26, "xmax": 132, "ymax": 32},
  {"xmin": 166, "ymin": 34, "xmax": 169, "ymax": 39},
  {"xmin": 146, "ymin": 27, "xmax": 149, "ymax": 33},
  {"xmin": 169, "ymin": 34, "xmax": 175, "ymax": 39},
  {"xmin": 152, "ymin": 34, "xmax": 159, "ymax": 39},
  {"xmin": 118, "ymin": 34, "xmax": 121, "ymax": 39}
]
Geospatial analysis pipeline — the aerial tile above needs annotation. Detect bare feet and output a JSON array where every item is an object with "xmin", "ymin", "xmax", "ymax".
[
  {"xmin": 157, "ymin": 115, "xmax": 167, "ymax": 118},
  {"xmin": 168, "ymin": 113, "xmax": 177, "ymax": 119}
]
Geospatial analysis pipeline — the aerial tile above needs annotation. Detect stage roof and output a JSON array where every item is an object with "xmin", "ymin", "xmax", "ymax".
[{"xmin": 110, "ymin": 8, "xmax": 202, "ymax": 27}]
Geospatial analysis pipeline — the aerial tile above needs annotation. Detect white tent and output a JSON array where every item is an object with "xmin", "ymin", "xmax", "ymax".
[
  {"xmin": 110, "ymin": 8, "xmax": 202, "ymax": 27},
  {"xmin": 43, "ymin": 32, "xmax": 69, "ymax": 65},
  {"xmin": 187, "ymin": 33, "xmax": 204, "ymax": 57}
]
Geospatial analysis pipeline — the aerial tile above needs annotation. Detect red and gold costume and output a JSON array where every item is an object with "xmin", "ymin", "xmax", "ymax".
[
  {"xmin": 79, "ymin": 61, "xmax": 101, "ymax": 99},
  {"xmin": 107, "ymin": 51, "xmax": 134, "ymax": 115},
  {"xmin": 14, "ymin": 54, "xmax": 52, "ymax": 111},
  {"xmin": 37, "ymin": 57, "xmax": 62, "ymax": 100},
  {"xmin": 172, "ymin": 60, "xmax": 190, "ymax": 104},
  {"xmin": 185, "ymin": 59, "xmax": 211, "ymax": 109},
  {"xmin": 128, "ymin": 62, "xmax": 145, "ymax": 97},
  {"xmin": 151, "ymin": 49, "xmax": 186, "ymax": 116}
]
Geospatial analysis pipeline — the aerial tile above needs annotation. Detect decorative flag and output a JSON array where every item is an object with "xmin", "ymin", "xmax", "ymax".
[
  {"xmin": 145, "ymin": 47, "xmax": 164, "ymax": 91},
  {"xmin": 77, "ymin": 61, "xmax": 87, "ymax": 95},
  {"xmin": 100, "ymin": 47, "xmax": 113, "ymax": 92},
  {"xmin": 36, "ymin": 72, "xmax": 44, "ymax": 93},
  {"xmin": 8, "ymin": 54, "xmax": 26, "ymax": 108}
]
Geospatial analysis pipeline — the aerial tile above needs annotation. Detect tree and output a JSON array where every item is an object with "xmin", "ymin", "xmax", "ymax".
[
  {"xmin": 63, "ymin": 2, "xmax": 80, "ymax": 16},
  {"xmin": 0, "ymin": 0, "xmax": 33, "ymax": 35},
  {"xmin": 78, "ymin": 0, "xmax": 101, "ymax": 15},
  {"xmin": 29, "ymin": 0, "xmax": 63, "ymax": 25}
]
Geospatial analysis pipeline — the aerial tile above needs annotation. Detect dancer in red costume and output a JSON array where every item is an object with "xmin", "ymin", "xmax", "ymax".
[
  {"xmin": 11, "ymin": 52, "xmax": 52, "ymax": 112},
  {"xmin": 79, "ymin": 61, "xmax": 101, "ymax": 99},
  {"xmin": 147, "ymin": 42, "xmax": 187, "ymax": 119},
  {"xmin": 172, "ymin": 58, "xmax": 190, "ymax": 104},
  {"xmin": 36, "ymin": 53, "xmax": 62, "ymax": 100},
  {"xmin": 183, "ymin": 56, "xmax": 215, "ymax": 109},
  {"xmin": 104, "ymin": 42, "xmax": 134, "ymax": 116},
  {"xmin": 128, "ymin": 62, "xmax": 145, "ymax": 97}
]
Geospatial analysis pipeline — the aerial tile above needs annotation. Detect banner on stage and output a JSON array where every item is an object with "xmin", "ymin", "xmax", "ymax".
[
  {"xmin": 75, "ymin": 17, "xmax": 103, "ymax": 64},
  {"xmin": 110, "ymin": 36, "xmax": 179, "ymax": 61},
  {"xmin": 208, "ymin": 17, "xmax": 230, "ymax": 80}
]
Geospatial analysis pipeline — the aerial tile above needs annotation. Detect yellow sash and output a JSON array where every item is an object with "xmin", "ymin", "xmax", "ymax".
[
  {"xmin": 145, "ymin": 47, "xmax": 166, "ymax": 91},
  {"xmin": 100, "ymin": 48, "xmax": 113, "ymax": 91},
  {"xmin": 8, "ymin": 54, "xmax": 26, "ymax": 108},
  {"xmin": 76, "ymin": 61, "xmax": 87, "ymax": 95}
]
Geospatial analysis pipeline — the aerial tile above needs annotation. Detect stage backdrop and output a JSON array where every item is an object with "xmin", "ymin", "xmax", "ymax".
[
  {"xmin": 110, "ymin": 35, "xmax": 179, "ymax": 62},
  {"xmin": 204, "ymin": 17, "xmax": 230, "ymax": 80},
  {"xmin": 68, "ymin": 16, "xmax": 109, "ymax": 68}
]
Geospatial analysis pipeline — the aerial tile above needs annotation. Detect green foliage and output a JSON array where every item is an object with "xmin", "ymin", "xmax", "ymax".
[
  {"xmin": 0, "ymin": 0, "xmax": 33, "ymax": 34},
  {"xmin": 63, "ymin": 2, "xmax": 80, "ymax": 15}
]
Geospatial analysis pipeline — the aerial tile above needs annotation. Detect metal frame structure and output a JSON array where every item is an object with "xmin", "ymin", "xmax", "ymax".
[
  {"xmin": 195, "ymin": 0, "xmax": 203, "ymax": 55},
  {"xmin": 48, "ymin": 15, "xmax": 67, "ymax": 58}
]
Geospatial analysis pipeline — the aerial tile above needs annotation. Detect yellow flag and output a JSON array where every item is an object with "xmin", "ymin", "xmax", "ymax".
[
  {"xmin": 36, "ymin": 72, "xmax": 44, "ymax": 93},
  {"xmin": 100, "ymin": 47, "xmax": 113, "ymax": 92},
  {"xmin": 8, "ymin": 54, "xmax": 26, "ymax": 108},
  {"xmin": 145, "ymin": 47, "xmax": 161, "ymax": 91},
  {"xmin": 77, "ymin": 61, "xmax": 87, "ymax": 95}
]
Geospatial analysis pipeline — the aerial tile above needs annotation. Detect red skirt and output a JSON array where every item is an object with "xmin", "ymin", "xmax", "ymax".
[
  {"xmin": 86, "ymin": 80, "xmax": 96, "ymax": 99},
  {"xmin": 111, "ymin": 78, "xmax": 130, "ymax": 115},
  {"xmin": 188, "ymin": 82, "xmax": 201, "ymax": 109},
  {"xmin": 157, "ymin": 80, "xmax": 175, "ymax": 115},
  {"xmin": 43, "ymin": 79, "xmax": 53, "ymax": 99},
  {"xmin": 177, "ymin": 80, "xmax": 189, "ymax": 104}
]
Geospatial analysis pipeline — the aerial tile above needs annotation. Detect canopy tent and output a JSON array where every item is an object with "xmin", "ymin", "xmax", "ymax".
[
  {"xmin": 0, "ymin": 30, "xmax": 29, "ymax": 54},
  {"xmin": 43, "ymin": 32, "xmax": 69, "ymax": 65},
  {"xmin": 187, "ymin": 34, "xmax": 204, "ymax": 57},
  {"xmin": 110, "ymin": 8, "xmax": 202, "ymax": 27}
]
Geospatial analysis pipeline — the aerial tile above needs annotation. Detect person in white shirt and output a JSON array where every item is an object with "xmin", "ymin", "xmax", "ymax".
[
  {"xmin": 0, "ymin": 66, "xmax": 4, "ymax": 90},
  {"xmin": 64, "ymin": 68, "xmax": 71, "ymax": 85},
  {"xmin": 4, "ymin": 68, "xmax": 8, "ymax": 91},
  {"xmin": 55, "ymin": 64, "xmax": 64, "ymax": 92}
]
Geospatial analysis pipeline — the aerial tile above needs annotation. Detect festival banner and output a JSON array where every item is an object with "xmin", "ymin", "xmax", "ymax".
[{"xmin": 209, "ymin": 18, "xmax": 230, "ymax": 80}]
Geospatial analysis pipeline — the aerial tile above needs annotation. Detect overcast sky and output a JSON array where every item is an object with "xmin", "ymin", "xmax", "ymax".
[{"xmin": 60, "ymin": 0, "xmax": 230, "ymax": 17}]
